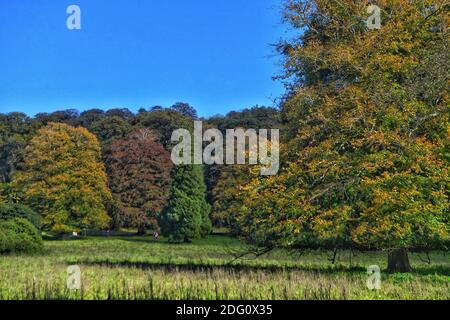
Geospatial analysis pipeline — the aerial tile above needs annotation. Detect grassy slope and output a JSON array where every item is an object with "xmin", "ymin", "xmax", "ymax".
[{"xmin": 0, "ymin": 235, "xmax": 448, "ymax": 300}]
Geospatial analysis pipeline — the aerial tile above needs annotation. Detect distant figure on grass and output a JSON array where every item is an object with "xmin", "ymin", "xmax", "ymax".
[{"xmin": 153, "ymin": 231, "xmax": 159, "ymax": 240}]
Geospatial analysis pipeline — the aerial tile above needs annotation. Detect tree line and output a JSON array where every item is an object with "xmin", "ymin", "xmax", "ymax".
[{"xmin": 0, "ymin": 104, "xmax": 279, "ymax": 244}]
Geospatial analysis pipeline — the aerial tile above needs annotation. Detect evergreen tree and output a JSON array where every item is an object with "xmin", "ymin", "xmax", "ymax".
[{"xmin": 160, "ymin": 165, "xmax": 212, "ymax": 242}]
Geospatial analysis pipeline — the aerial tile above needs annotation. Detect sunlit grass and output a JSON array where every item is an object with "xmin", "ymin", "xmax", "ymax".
[{"xmin": 0, "ymin": 235, "xmax": 448, "ymax": 300}]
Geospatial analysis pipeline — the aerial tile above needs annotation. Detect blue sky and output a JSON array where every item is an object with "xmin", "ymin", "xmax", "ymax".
[{"xmin": 0, "ymin": 0, "xmax": 290, "ymax": 118}]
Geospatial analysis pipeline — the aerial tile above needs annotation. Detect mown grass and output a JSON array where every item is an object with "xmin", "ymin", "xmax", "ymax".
[{"xmin": 0, "ymin": 235, "xmax": 448, "ymax": 300}]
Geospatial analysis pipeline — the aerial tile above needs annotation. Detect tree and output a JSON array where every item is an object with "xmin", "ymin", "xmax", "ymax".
[
  {"xmin": 104, "ymin": 128, "xmax": 173, "ymax": 233},
  {"xmin": 0, "ymin": 113, "xmax": 38, "ymax": 183},
  {"xmin": 105, "ymin": 108, "xmax": 134, "ymax": 121},
  {"xmin": 171, "ymin": 102, "xmax": 198, "ymax": 119},
  {"xmin": 160, "ymin": 165, "xmax": 212, "ymax": 242},
  {"xmin": 76, "ymin": 109, "xmax": 105, "ymax": 128},
  {"xmin": 206, "ymin": 106, "xmax": 282, "ymax": 229},
  {"xmin": 207, "ymin": 106, "xmax": 280, "ymax": 133},
  {"xmin": 13, "ymin": 123, "xmax": 112, "ymax": 233},
  {"xmin": 210, "ymin": 164, "xmax": 249, "ymax": 231},
  {"xmin": 237, "ymin": 0, "xmax": 449, "ymax": 272},
  {"xmin": 89, "ymin": 115, "xmax": 132, "ymax": 145},
  {"xmin": 35, "ymin": 109, "xmax": 79, "ymax": 126},
  {"xmin": 135, "ymin": 108, "xmax": 193, "ymax": 148},
  {"xmin": 137, "ymin": 106, "xmax": 212, "ymax": 241}
]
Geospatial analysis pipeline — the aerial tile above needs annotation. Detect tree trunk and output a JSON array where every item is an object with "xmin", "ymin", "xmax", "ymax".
[
  {"xmin": 137, "ymin": 226, "xmax": 146, "ymax": 235},
  {"xmin": 387, "ymin": 249, "xmax": 412, "ymax": 273},
  {"xmin": 184, "ymin": 236, "xmax": 192, "ymax": 243}
]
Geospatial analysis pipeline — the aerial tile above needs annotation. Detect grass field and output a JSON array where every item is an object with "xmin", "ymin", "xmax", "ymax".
[{"xmin": 0, "ymin": 235, "xmax": 448, "ymax": 300}]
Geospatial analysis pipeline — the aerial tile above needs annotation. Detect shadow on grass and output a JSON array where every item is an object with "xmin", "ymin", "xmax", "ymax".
[
  {"xmin": 411, "ymin": 265, "xmax": 450, "ymax": 276},
  {"xmin": 67, "ymin": 259, "xmax": 357, "ymax": 274},
  {"xmin": 115, "ymin": 237, "xmax": 161, "ymax": 244},
  {"xmin": 116, "ymin": 234, "xmax": 237, "ymax": 246},
  {"xmin": 114, "ymin": 237, "xmax": 199, "ymax": 246},
  {"xmin": 68, "ymin": 259, "xmax": 450, "ymax": 276}
]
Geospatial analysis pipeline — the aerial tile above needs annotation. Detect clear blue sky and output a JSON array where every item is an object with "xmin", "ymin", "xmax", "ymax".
[{"xmin": 0, "ymin": 0, "xmax": 290, "ymax": 118}]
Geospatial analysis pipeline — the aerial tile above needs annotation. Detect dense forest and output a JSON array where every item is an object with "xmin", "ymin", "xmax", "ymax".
[{"xmin": 0, "ymin": 105, "xmax": 281, "ymax": 239}]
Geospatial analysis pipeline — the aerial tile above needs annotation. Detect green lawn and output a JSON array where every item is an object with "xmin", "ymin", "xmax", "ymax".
[{"xmin": 0, "ymin": 235, "xmax": 448, "ymax": 300}]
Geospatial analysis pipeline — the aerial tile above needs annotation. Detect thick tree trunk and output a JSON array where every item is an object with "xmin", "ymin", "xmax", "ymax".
[{"xmin": 387, "ymin": 249, "xmax": 412, "ymax": 273}]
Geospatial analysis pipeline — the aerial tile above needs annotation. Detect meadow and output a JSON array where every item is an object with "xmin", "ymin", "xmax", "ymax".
[{"xmin": 0, "ymin": 235, "xmax": 448, "ymax": 300}]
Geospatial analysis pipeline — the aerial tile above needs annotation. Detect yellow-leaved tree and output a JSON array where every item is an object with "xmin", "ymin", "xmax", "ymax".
[
  {"xmin": 13, "ymin": 123, "xmax": 112, "ymax": 233},
  {"xmin": 237, "ymin": 0, "xmax": 449, "ymax": 273}
]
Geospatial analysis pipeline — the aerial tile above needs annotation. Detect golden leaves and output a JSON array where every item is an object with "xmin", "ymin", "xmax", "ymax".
[{"xmin": 13, "ymin": 123, "xmax": 112, "ymax": 232}]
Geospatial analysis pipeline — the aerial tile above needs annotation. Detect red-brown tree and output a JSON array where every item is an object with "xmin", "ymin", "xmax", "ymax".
[{"xmin": 105, "ymin": 128, "xmax": 173, "ymax": 233}]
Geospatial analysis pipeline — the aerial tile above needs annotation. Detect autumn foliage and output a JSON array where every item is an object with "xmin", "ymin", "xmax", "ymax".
[
  {"xmin": 13, "ymin": 123, "xmax": 112, "ymax": 233},
  {"xmin": 0, "ymin": 2, "xmax": 447, "ymax": 275},
  {"xmin": 236, "ymin": 0, "xmax": 449, "ymax": 272},
  {"xmin": 105, "ymin": 128, "xmax": 173, "ymax": 232}
]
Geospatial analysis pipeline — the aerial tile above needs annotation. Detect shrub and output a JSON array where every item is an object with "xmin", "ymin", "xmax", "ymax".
[
  {"xmin": 0, "ymin": 203, "xmax": 41, "ymax": 229},
  {"xmin": 0, "ymin": 218, "xmax": 42, "ymax": 254}
]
